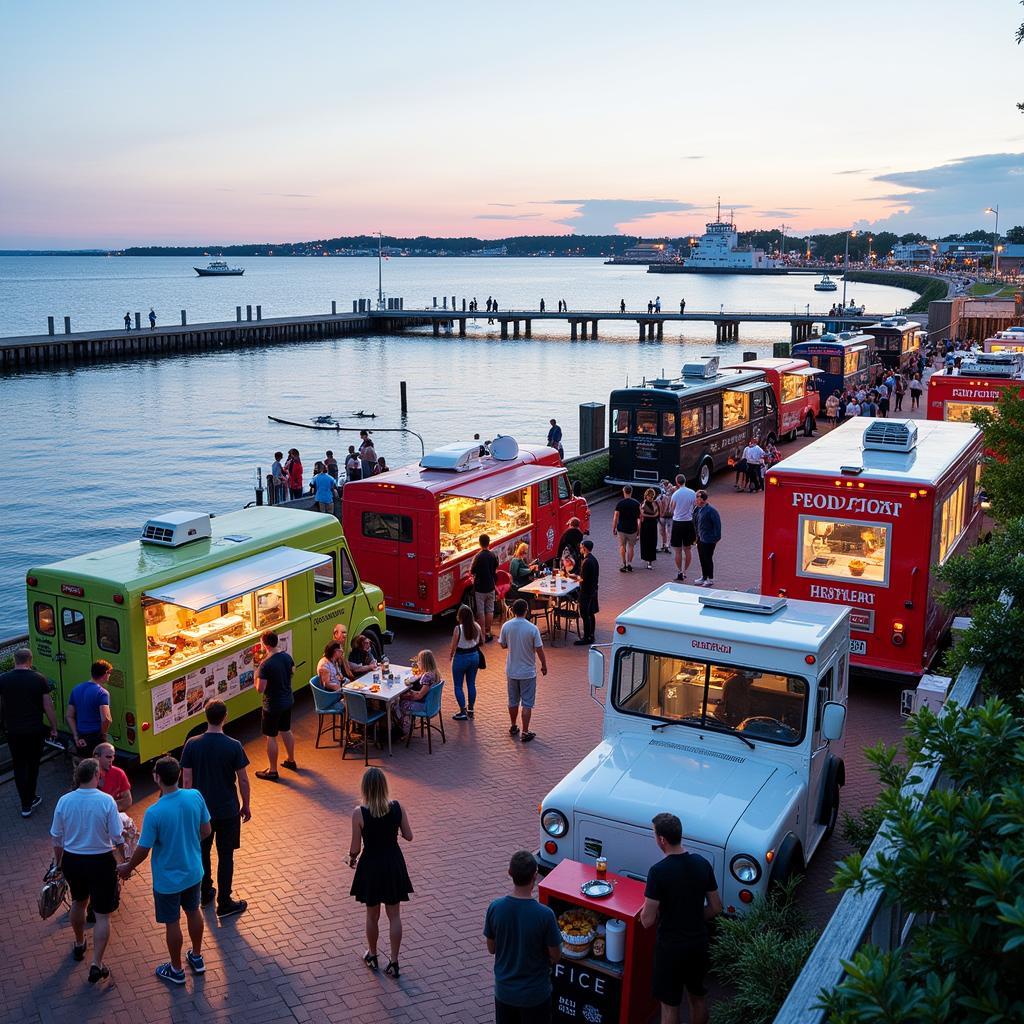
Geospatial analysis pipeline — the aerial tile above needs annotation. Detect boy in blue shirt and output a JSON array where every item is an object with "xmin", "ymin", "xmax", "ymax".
[{"xmin": 67, "ymin": 661, "xmax": 112, "ymax": 756}]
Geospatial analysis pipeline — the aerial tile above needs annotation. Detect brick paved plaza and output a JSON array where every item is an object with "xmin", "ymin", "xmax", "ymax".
[{"xmin": 1, "ymin": 431, "xmax": 910, "ymax": 1024}]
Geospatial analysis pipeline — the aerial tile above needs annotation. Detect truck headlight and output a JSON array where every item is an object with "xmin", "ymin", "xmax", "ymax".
[
  {"xmin": 730, "ymin": 854, "xmax": 762, "ymax": 884},
  {"xmin": 541, "ymin": 809, "xmax": 568, "ymax": 837}
]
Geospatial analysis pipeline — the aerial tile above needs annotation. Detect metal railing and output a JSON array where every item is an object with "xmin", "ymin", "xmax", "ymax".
[{"xmin": 772, "ymin": 656, "xmax": 989, "ymax": 1023}]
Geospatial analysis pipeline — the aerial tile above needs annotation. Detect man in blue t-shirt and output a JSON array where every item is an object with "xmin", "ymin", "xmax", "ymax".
[
  {"xmin": 119, "ymin": 756, "xmax": 211, "ymax": 985},
  {"xmin": 484, "ymin": 850, "xmax": 561, "ymax": 1023},
  {"xmin": 67, "ymin": 661, "xmax": 113, "ymax": 757}
]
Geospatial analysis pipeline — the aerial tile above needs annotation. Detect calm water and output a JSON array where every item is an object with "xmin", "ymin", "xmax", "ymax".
[{"xmin": 0, "ymin": 257, "xmax": 916, "ymax": 634}]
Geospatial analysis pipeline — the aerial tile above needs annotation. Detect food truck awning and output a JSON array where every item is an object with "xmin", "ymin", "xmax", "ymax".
[
  {"xmin": 441, "ymin": 463, "xmax": 565, "ymax": 501},
  {"xmin": 143, "ymin": 547, "xmax": 332, "ymax": 611},
  {"xmin": 786, "ymin": 366, "xmax": 825, "ymax": 377},
  {"xmin": 725, "ymin": 380, "xmax": 770, "ymax": 394}
]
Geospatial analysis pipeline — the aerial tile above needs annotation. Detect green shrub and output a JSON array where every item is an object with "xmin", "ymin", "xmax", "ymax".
[
  {"xmin": 710, "ymin": 878, "xmax": 819, "ymax": 1024},
  {"xmin": 566, "ymin": 452, "xmax": 609, "ymax": 495},
  {"xmin": 841, "ymin": 270, "xmax": 948, "ymax": 314},
  {"xmin": 839, "ymin": 742, "xmax": 910, "ymax": 854}
]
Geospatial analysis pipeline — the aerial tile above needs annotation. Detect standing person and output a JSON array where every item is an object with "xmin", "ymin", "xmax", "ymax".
[
  {"xmin": 845, "ymin": 395, "xmax": 861, "ymax": 418},
  {"xmin": 123, "ymin": 312, "xmax": 131, "ymax": 332},
  {"xmin": 574, "ymin": 540, "xmax": 600, "ymax": 646},
  {"xmin": 825, "ymin": 391, "xmax": 840, "ymax": 427},
  {"xmin": 271, "ymin": 451, "xmax": 286, "ymax": 503},
  {"xmin": 254, "ymin": 632, "xmax": 296, "ymax": 782},
  {"xmin": 669, "ymin": 475, "xmax": 697, "ymax": 582},
  {"xmin": 647, "ymin": 300, "xmax": 654, "ymax": 314},
  {"xmin": 348, "ymin": 767, "xmax": 413, "ymax": 979},
  {"xmin": 692, "ymin": 491, "xmax": 722, "ymax": 587},
  {"xmin": 657, "ymin": 480, "xmax": 674, "ymax": 553},
  {"xmin": 484, "ymin": 851, "xmax": 561, "ymax": 1024},
  {"xmin": 118, "ymin": 757, "xmax": 211, "ymax": 986},
  {"xmin": 612, "ymin": 485, "xmax": 642, "ymax": 572},
  {"xmin": 149, "ymin": 308, "xmax": 156, "ymax": 330},
  {"xmin": 741, "ymin": 437, "xmax": 766, "ymax": 493},
  {"xmin": 324, "ymin": 449, "xmax": 339, "ymax": 480},
  {"xmin": 284, "ymin": 448, "xmax": 303, "ymax": 500},
  {"xmin": 373, "ymin": 456, "xmax": 389, "ymax": 475},
  {"xmin": 894, "ymin": 374, "xmax": 906, "ymax": 412},
  {"xmin": 50, "ymin": 758, "xmax": 127, "ymax": 984},
  {"xmin": 640, "ymin": 813, "xmax": 722, "ymax": 1024},
  {"xmin": 0, "ymin": 648, "xmax": 58, "ymax": 818},
  {"xmin": 95, "ymin": 743, "xmax": 133, "ymax": 812},
  {"xmin": 546, "ymin": 418, "xmax": 563, "ymax": 459},
  {"xmin": 345, "ymin": 445, "xmax": 362, "ymax": 481},
  {"xmin": 311, "ymin": 461, "xmax": 339, "ymax": 514},
  {"xmin": 181, "ymin": 700, "xmax": 251, "ymax": 918},
  {"xmin": 640, "ymin": 488, "xmax": 660, "ymax": 569},
  {"xmin": 877, "ymin": 382, "xmax": 890, "ymax": 418},
  {"xmin": 471, "ymin": 534, "xmax": 500, "ymax": 642},
  {"xmin": 554, "ymin": 516, "xmax": 584, "ymax": 575},
  {"xmin": 655, "ymin": 295, "xmax": 662, "ymax": 313},
  {"xmin": 539, "ymin": 298, "xmax": 545, "ymax": 313},
  {"xmin": 67, "ymin": 660, "xmax": 112, "ymax": 758},
  {"xmin": 449, "ymin": 604, "xmax": 482, "ymax": 722},
  {"xmin": 910, "ymin": 373, "xmax": 923, "ymax": 410},
  {"xmin": 360, "ymin": 435, "xmax": 377, "ymax": 481},
  {"xmin": 620, "ymin": 299, "xmax": 626, "ymax": 313},
  {"xmin": 680, "ymin": 298, "xmax": 686, "ymax": 314},
  {"xmin": 499, "ymin": 599, "xmax": 547, "ymax": 743}
]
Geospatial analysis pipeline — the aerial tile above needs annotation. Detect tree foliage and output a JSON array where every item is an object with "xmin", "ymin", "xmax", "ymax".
[
  {"xmin": 971, "ymin": 390, "xmax": 1024, "ymax": 524},
  {"xmin": 820, "ymin": 699, "xmax": 1024, "ymax": 1024}
]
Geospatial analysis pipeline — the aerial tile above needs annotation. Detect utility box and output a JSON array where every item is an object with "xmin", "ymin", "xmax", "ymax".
[
  {"xmin": 900, "ymin": 674, "xmax": 953, "ymax": 718},
  {"xmin": 579, "ymin": 402, "xmax": 606, "ymax": 456}
]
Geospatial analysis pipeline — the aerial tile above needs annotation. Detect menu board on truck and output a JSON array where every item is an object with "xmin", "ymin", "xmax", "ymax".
[{"xmin": 151, "ymin": 630, "xmax": 292, "ymax": 735}]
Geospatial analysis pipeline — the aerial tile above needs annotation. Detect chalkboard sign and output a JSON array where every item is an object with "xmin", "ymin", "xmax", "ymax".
[{"xmin": 551, "ymin": 960, "xmax": 622, "ymax": 1023}]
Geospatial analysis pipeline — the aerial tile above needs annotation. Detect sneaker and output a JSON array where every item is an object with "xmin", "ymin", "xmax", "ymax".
[
  {"xmin": 156, "ymin": 962, "xmax": 186, "ymax": 986},
  {"xmin": 619, "ymin": 565, "xmax": 629, "ymax": 573},
  {"xmin": 31, "ymin": 795, "xmax": 42, "ymax": 810},
  {"xmin": 186, "ymin": 949, "xmax": 206, "ymax": 974},
  {"xmin": 693, "ymin": 577, "xmax": 706, "ymax": 585},
  {"xmin": 700, "ymin": 579, "xmax": 715, "ymax": 588},
  {"xmin": 452, "ymin": 710, "xmax": 468, "ymax": 721},
  {"xmin": 20, "ymin": 808, "xmax": 32, "ymax": 819},
  {"xmin": 201, "ymin": 888, "xmax": 216, "ymax": 907},
  {"xmin": 509, "ymin": 724, "xmax": 520, "ymax": 736},
  {"xmin": 675, "ymin": 573, "xmax": 686, "ymax": 582},
  {"xmin": 73, "ymin": 941, "xmax": 87, "ymax": 962},
  {"xmin": 87, "ymin": 964, "xmax": 109, "ymax": 985},
  {"xmin": 467, "ymin": 708, "xmax": 475, "ymax": 719},
  {"xmin": 626, "ymin": 564, "xmax": 633, "ymax": 572},
  {"xmin": 217, "ymin": 898, "xmax": 247, "ymax": 919},
  {"xmin": 521, "ymin": 731, "xmax": 536, "ymax": 743}
]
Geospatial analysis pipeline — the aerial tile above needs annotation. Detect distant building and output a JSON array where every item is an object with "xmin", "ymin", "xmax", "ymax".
[
  {"xmin": 996, "ymin": 244, "xmax": 1024, "ymax": 277},
  {"xmin": 937, "ymin": 240, "xmax": 992, "ymax": 265},
  {"xmin": 892, "ymin": 242, "xmax": 934, "ymax": 265},
  {"xmin": 470, "ymin": 245, "xmax": 509, "ymax": 257}
]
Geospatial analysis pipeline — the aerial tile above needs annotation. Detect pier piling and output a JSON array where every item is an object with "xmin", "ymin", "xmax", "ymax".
[
  {"xmin": 135, "ymin": 312, "xmax": 141, "ymax": 330},
  {"xmin": 256, "ymin": 305, "xmax": 262, "ymax": 320},
  {"xmin": 400, "ymin": 380, "xmax": 408, "ymax": 414},
  {"xmin": 64, "ymin": 316, "xmax": 71, "ymax": 335},
  {"xmin": 47, "ymin": 317, "xmax": 54, "ymax": 336},
  {"xmin": 180, "ymin": 310, "xmax": 187, "ymax": 326},
  {"xmin": 331, "ymin": 301, "xmax": 337, "ymax": 315},
  {"xmin": 237, "ymin": 306, "xmax": 242, "ymax": 322}
]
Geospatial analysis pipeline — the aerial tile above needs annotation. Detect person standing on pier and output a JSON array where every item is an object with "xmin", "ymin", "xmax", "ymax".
[
  {"xmin": 539, "ymin": 299, "xmax": 545, "ymax": 313},
  {"xmin": 324, "ymin": 450, "xmax": 339, "ymax": 480},
  {"xmin": 620, "ymin": 299, "xmax": 626, "ymax": 313},
  {"xmin": 271, "ymin": 452, "xmax": 286, "ymax": 503},
  {"xmin": 149, "ymin": 308, "xmax": 156, "ymax": 330},
  {"xmin": 647, "ymin": 300, "xmax": 654, "ymax": 314},
  {"xmin": 359, "ymin": 435, "xmax": 377, "ymax": 481},
  {"xmin": 345, "ymin": 446, "xmax": 362, "ymax": 481},
  {"xmin": 284, "ymin": 449, "xmax": 303, "ymax": 500},
  {"xmin": 612, "ymin": 485, "xmax": 642, "ymax": 573},
  {"xmin": 123, "ymin": 312, "xmax": 131, "ymax": 332},
  {"xmin": 655, "ymin": 296, "xmax": 662, "ymax": 313},
  {"xmin": 680, "ymin": 298, "xmax": 686, "ymax": 315},
  {"xmin": 546, "ymin": 419, "xmax": 563, "ymax": 459}
]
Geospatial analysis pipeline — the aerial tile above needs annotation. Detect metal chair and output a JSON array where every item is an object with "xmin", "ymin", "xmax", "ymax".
[
  {"xmin": 310, "ymin": 677, "xmax": 346, "ymax": 748},
  {"xmin": 342, "ymin": 690, "xmax": 386, "ymax": 765},
  {"xmin": 551, "ymin": 595, "xmax": 582, "ymax": 640},
  {"xmin": 495, "ymin": 570, "xmax": 513, "ymax": 621},
  {"xmin": 405, "ymin": 680, "xmax": 447, "ymax": 754}
]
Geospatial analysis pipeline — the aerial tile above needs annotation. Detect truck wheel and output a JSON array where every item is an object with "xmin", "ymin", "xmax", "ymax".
[
  {"xmin": 365, "ymin": 628, "xmax": 384, "ymax": 662},
  {"xmin": 766, "ymin": 431, "xmax": 778, "ymax": 447},
  {"xmin": 822, "ymin": 783, "xmax": 841, "ymax": 842},
  {"xmin": 804, "ymin": 413, "xmax": 816, "ymax": 437},
  {"xmin": 697, "ymin": 458, "xmax": 713, "ymax": 489}
]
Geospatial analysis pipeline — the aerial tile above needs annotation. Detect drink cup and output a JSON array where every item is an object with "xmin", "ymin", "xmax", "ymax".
[{"xmin": 596, "ymin": 857, "xmax": 608, "ymax": 879}]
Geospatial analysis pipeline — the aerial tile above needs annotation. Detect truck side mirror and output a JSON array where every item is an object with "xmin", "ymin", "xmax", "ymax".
[
  {"xmin": 821, "ymin": 701, "xmax": 846, "ymax": 741},
  {"xmin": 573, "ymin": 479, "xmax": 583, "ymax": 498},
  {"xmin": 588, "ymin": 648, "xmax": 606, "ymax": 689}
]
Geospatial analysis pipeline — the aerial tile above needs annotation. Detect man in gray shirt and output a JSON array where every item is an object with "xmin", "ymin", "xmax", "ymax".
[{"xmin": 499, "ymin": 599, "xmax": 547, "ymax": 743}]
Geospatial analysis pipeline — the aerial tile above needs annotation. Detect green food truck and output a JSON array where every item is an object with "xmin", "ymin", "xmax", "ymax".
[{"xmin": 25, "ymin": 507, "xmax": 390, "ymax": 761}]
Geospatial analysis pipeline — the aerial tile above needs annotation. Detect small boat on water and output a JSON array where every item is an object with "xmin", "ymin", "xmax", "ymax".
[
  {"xmin": 269, "ymin": 413, "xmax": 377, "ymax": 431},
  {"xmin": 194, "ymin": 260, "xmax": 244, "ymax": 277},
  {"xmin": 814, "ymin": 274, "xmax": 838, "ymax": 292}
]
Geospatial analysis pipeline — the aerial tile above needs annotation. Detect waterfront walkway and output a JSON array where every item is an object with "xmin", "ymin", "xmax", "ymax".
[{"xmin": 0, "ymin": 431, "xmax": 908, "ymax": 1024}]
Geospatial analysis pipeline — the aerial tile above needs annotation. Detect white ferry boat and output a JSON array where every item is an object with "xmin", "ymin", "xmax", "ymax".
[
  {"xmin": 814, "ymin": 274, "xmax": 838, "ymax": 292},
  {"xmin": 194, "ymin": 260, "xmax": 244, "ymax": 277}
]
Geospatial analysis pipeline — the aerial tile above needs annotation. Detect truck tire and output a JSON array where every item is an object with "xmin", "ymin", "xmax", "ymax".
[
  {"xmin": 697, "ymin": 457, "xmax": 713, "ymax": 489},
  {"xmin": 768, "ymin": 833, "xmax": 805, "ymax": 891},
  {"xmin": 804, "ymin": 412, "xmax": 816, "ymax": 437},
  {"xmin": 819, "ymin": 756, "xmax": 845, "ymax": 841},
  {"xmin": 822, "ymin": 783, "xmax": 841, "ymax": 841},
  {"xmin": 365, "ymin": 628, "xmax": 384, "ymax": 662}
]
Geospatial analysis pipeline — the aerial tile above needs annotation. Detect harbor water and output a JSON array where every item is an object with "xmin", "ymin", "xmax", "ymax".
[{"xmin": 0, "ymin": 256, "xmax": 917, "ymax": 633}]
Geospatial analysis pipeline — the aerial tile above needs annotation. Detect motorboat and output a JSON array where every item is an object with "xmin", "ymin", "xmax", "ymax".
[
  {"xmin": 194, "ymin": 260, "xmax": 244, "ymax": 277},
  {"xmin": 814, "ymin": 274, "xmax": 838, "ymax": 292}
]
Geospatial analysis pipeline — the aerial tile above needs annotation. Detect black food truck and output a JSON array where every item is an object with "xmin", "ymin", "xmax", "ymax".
[{"xmin": 606, "ymin": 357, "xmax": 778, "ymax": 489}]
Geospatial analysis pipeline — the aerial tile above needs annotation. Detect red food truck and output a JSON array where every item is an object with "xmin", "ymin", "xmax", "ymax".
[
  {"xmin": 724, "ymin": 356, "xmax": 822, "ymax": 439},
  {"xmin": 761, "ymin": 418, "xmax": 984, "ymax": 677},
  {"xmin": 927, "ymin": 352, "xmax": 1024, "ymax": 423},
  {"xmin": 342, "ymin": 437, "xmax": 590, "ymax": 621}
]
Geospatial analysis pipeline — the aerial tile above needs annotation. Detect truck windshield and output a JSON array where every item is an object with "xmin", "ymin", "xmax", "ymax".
[{"xmin": 612, "ymin": 647, "xmax": 808, "ymax": 745}]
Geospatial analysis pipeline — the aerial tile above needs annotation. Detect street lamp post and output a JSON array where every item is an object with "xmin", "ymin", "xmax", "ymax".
[
  {"xmin": 842, "ymin": 230, "xmax": 857, "ymax": 309},
  {"xmin": 985, "ymin": 205, "xmax": 1000, "ymax": 278}
]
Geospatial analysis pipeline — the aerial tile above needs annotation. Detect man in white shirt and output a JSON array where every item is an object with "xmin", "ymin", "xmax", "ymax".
[
  {"xmin": 499, "ymin": 599, "xmax": 547, "ymax": 744},
  {"xmin": 51, "ymin": 757, "xmax": 128, "ymax": 985},
  {"xmin": 669, "ymin": 474, "xmax": 697, "ymax": 582},
  {"xmin": 740, "ymin": 439, "xmax": 766, "ymax": 493},
  {"xmin": 846, "ymin": 399, "xmax": 861, "ymax": 418}
]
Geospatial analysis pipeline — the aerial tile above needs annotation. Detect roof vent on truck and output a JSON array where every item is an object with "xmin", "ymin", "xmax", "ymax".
[
  {"xmin": 958, "ymin": 352, "xmax": 1023, "ymax": 379},
  {"xmin": 698, "ymin": 591, "xmax": 787, "ymax": 615},
  {"xmin": 863, "ymin": 419, "xmax": 918, "ymax": 453},
  {"xmin": 419, "ymin": 435, "xmax": 520, "ymax": 472},
  {"xmin": 682, "ymin": 356, "xmax": 719, "ymax": 379},
  {"xmin": 140, "ymin": 511, "xmax": 212, "ymax": 548}
]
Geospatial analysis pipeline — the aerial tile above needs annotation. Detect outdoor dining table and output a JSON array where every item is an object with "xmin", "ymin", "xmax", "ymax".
[
  {"xmin": 518, "ymin": 576, "xmax": 581, "ymax": 643},
  {"xmin": 342, "ymin": 665, "xmax": 412, "ymax": 756}
]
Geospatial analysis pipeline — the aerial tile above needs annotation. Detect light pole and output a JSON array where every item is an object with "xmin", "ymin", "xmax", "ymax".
[
  {"xmin": 377, "ymin": 231, "xmax": 384, "ymax": 308},
  {"xmin": 842, "ymin": 230, "xmax": 858, "ymax": 309},
  {"xmin": 985, "ymin": 205, "xmax": 1000, "ymax": 278}
]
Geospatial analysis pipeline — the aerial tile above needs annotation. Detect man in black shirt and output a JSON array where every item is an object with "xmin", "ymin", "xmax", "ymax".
[
  {"xmin": 471, "ymin": 534, "xmax": 500, "ymax": 642},
  {"xmin": 254, "ymin": 631, "xmax": 296, "ymax": 781},
  {"xmin": 574, "ymin": 539, "xmax": 600, "ymax": 646},
  {"xmin": 0, "ymin": 649, "xmax": 58, "ymax": 818},
  {"xmin": 640, "ymin": 812, "xmax": 722, "ymax": 1024},
  {"xmin": 181, "ymin": 699, "xmax": 251, "ymax": 917},
  {"xmin": 612, "ymin": 485, "xmax": 642, "ymax": 572}
]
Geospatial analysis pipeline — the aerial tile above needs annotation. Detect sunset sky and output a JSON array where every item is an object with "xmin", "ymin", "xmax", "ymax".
[{"xmin": 2, "ymin": 0, "xmax": 1022, "ymax": 247}]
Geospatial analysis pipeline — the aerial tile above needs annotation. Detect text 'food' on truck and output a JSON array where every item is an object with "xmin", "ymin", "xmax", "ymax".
[
  {"xmin": 606, "ymin": 357, "xmax": 778, "ymax": 490},
  {"xmin": 26, "ymin": 507, "xmax": 388, "ymax": 760},
  {"xmin": 761, "ymin": 418, "xmax": 984, "ymax": 678},
  {"xmin": 538, "ymin": 585, "xmax": 851, "ymax": 915},
  {"xmin": 723, "ymin": 356, "xmax": 822, "ymax": 440},
  {"xmin": 341, "ymin": 435, "xmax": 589, "ymax": 621}
]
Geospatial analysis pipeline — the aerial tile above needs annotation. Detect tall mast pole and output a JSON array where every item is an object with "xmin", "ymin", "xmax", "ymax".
[{"xmin": 377, "ymin": 232, "xmax": 383, "ymax": 308}]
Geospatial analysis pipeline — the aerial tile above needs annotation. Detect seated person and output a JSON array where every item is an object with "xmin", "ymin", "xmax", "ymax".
[
  {"xmin": 555, "ymin": 518, "xmax": 584, "ymax": 574},
  {"xmin": 316, "ymin": 641, "xmax": 347, "ymax": 693},
  {"xmin": 509, "ymin": 542, "xmax": 540, "ymax": 593},
  {"xmin": 395, "ymin": 649, "xmax": 440, "ymax": 739},
  {"xmin": 348, "ymin": 633, "xmax": 379, "ymax": 676}
]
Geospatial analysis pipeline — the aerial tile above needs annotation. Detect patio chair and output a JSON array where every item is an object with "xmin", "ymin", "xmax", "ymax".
[
  {"xmin": 551, "ymin": 595, "xmax": 582, "ymax": 640},
  {"xmin": 342, "ymin": 690, "xmax": 386, "ymax": 766},
  {"xmin": 310, "ymin": 677, "xmax": 346, "ymax": 748},
  {"xmin": 495, "ymin": 570, "xmax": 513, "ymax": 621},
  {"xmin": 405, "ymin": 680, "xmax": 447, "ymax": 754}
]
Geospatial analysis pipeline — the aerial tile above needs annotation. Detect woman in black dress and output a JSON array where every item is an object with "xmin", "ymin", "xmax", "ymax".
[
  {"xmin": 349, "ymin": 767, "xmax": 413, "ymax": 978},
  {"xmin": 639, "ymin": 488, "xmax": 660, "ymax": 569}
]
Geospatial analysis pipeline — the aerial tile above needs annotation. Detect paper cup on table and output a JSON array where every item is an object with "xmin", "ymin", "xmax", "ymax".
[{"xmin": 605, "ymin": 918, "xmax": 626, "ymax": 963}]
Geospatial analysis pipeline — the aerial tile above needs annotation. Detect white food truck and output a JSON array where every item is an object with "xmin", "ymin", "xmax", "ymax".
[{"xmin": 537, "ymin": 585, "xmax": 850, "ymax": 913}]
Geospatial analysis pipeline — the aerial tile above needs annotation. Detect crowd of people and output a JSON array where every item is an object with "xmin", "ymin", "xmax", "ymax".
[
  {"xmin": 822, "ymin": 368, "xmax": 922, "ymax": 425},
  {"xmin": 270, "ymin": 431, "xmax": 389, "ymax": 505}
]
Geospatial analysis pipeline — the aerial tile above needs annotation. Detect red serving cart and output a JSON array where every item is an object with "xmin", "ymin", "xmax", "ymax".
[{"xmin": 540, "ymin": 859, "xmax": 657, "ymax": 1024}]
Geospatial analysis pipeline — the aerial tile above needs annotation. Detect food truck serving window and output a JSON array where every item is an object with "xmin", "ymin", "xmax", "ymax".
[
  {"xmin": 780, "ymin": 374, "xmax": 804, "ymax": 404},
  {"xmin": 798, "ymin": 516, "xmax": 890, "ymax": 586},
  {"xmin": 945, "ymin": 400, "xmax": 997, "ymax": 424},
  {"xmin": 612, "ymin": 647, "xmax": 808, "ymax": 744},
  {"xmin": 939, "ymin": 479, "xmax": 968, "ymax": 562},
  {"xmin": 722, "ymin": 391, "xmax": 749, "ymax": 429},
  {"xmin": 438, "ymin": 487, "xmax": 530, "ymax": 564}
]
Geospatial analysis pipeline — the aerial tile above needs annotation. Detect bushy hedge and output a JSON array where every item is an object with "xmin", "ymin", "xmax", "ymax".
[
  {"xmin": 566, "ymin": 451, "xmax": 610, "ymax": 495},
  {"xmin": 841, "ymin": 270, "xmax": 948, "ymax": 314}
]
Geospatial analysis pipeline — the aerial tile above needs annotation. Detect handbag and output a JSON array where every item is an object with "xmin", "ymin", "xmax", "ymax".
[
  {"xmin": 39, "ymin": 858, "xmax": 68, "ymax": 920},
  {"xmin": 476, "ymin": 644, "xmax": 486, "ymax": 669}
]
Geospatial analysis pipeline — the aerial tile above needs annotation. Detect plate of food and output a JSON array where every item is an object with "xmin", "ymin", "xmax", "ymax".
[
  {"xmin": 348, "ymin": 681, "xmax": 366, "ymax": 691},
  {"xmin": 369, "ymin": 684, "xmax": 381, "ymax": 693},
  {"xmin": 580, "ymin": 879, "xmax": 615, "ymax": 899}
]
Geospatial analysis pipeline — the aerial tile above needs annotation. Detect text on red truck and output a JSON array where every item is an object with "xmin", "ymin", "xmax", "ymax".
[{"xmin": 792, "ymin": 492, "xmax": 903, "ymax": 516}]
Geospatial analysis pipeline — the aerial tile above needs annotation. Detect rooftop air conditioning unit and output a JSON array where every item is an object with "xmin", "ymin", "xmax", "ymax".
[
  {"xmin": 959, "ymin": 353, "xmax": 1023, "ymax": 378},
  {"xmin": 420, "ymin": 442, "xmax": 485, "ymax": 472},
  {"xmin": 682, "ymin": 356, "xmax": 719, "ymax": 378},
  {"xmin": 490, "ymin": 435, "xmax": 520, "ymax": 461},
  {"xmin": 863, "ymin": 419, "xmax": 918, "ymax": 453},
  {"xmin": 141, "ymin": 511, "xmax": 212, "ymax": 548}
]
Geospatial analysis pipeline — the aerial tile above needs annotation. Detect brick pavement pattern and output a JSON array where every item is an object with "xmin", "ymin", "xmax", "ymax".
[{"xmin": 0, "ymin": 427, "xmax": 912, "ymax": 1023}]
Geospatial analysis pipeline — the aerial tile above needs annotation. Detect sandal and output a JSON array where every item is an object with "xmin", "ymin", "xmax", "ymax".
[
  {"xmin": 88, "ymin": 964, "xmax": 110, "ymax": 984},
  {"xmin": 509, "ymin": 724, "xmax": 520, "ymax": 736},
  {"xmin": 384, "ymin": 959, "xmax": 400, "ymax": 979},
  {"xmin": 281, "ymin": 759, "xmax": 299, "ymax": 772},
  {"xmin": 363, "ymin": 951, "xmax": 379, "ymax": 971}
]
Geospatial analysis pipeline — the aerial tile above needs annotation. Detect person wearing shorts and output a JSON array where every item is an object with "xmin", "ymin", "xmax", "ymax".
[
  {"xmin": 612, "ymin": 485, "xmax": 642, "ymax": 572},
  {"xmin": 50, "ymin": 757, "xmax": 127, "ymax": 984},
  {"xmin": 254, "ymin": 631, "xmax": 296, "ymax": 782},
  {"xmin": 499, "ymin": 600, "xmax": 547, "ymax": 743},
  {"xmin": 471, "ymin": 534, "xmax": 500, "ymax": 642},
  {"xmin": 119, "ymin": 756, "xmax": 211, "ymax": 986},
  {"xmin": 669, "ymin": 476, "xmax": 697, "ymax": 582},
  {"xmin": 640, "ymin": 812, "xmax": 722, "ymax": 1024},
  {"xmin": 66, "ymin": 661, "xmax": 113, "ymax": 759}
]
